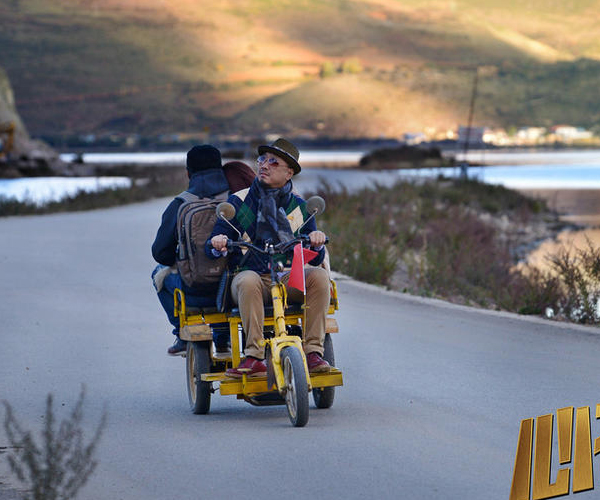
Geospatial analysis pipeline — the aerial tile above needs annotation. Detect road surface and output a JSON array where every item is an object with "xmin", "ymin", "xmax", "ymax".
[{"xmin": 1, "ymin": 199, "xmax": 599, "ymax": 500}]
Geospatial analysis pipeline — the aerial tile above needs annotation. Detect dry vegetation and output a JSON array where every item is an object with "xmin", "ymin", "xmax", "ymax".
[
  {"xmin": 312, "ymin": 177, "xmax": 600, "ymax": 324},
  {"xmin": 2, "ymin": 387, "xmax": 106, "ymax": 500}
]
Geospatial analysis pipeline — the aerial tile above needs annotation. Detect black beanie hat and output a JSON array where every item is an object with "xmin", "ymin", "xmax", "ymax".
[{"xmin": 186, "ymin": 145, "xmax": 222, "ymax": 173}]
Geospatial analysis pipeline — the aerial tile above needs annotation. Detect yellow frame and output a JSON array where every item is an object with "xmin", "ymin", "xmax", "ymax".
[{"xmin": 174, "ymin": 279, "xmax": 342, "ymax": 398}]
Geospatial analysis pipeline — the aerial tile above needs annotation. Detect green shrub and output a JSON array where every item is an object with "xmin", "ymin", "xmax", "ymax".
[
  {"xmin": 498, "ymin": 268, "xmax": 562, "ymax": 315},
  {"xmin": 319, "ymin": 61, "xmax": 337, "ymax": 78},
  {"xmin": 341, "ymin": 58, "xmax": 363, "ymax": 74}
]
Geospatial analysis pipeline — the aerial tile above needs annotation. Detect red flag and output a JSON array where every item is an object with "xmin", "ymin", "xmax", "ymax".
[{"xmin": 288, "ymin": 243, "xmax": 318, "ymax": 293}]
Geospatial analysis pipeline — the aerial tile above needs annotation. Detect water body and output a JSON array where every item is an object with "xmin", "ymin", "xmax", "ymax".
[
  {"xmin": 293, "ymin": 163, "xmax": 600, "ymax": 195},
  {"xmin": 0, "ymin": 176, "xmax": 131, "ymax": 206},
  {"xmin": 59, "ymin": 150, "xmax": 365, "ymax": 165},
  {"xmin": 1, "ymin": 150, "xmax": 599, "ymax": 204}
]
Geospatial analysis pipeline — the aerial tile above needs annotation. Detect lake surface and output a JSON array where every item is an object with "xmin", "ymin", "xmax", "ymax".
[
  {"xmin": 0, "ymin": 177, "xmax": 131, "ymax": 206},
  {"xmin": 293, "ymin": 163, "xmax": 600, "ymax": 195},
  {"xmin": 59, "ymin": 150, "xmax": 365, "ymax": 165},
  {"xmin": 1, "ymin": 149, "xmax": 599, "ymax": 205}
]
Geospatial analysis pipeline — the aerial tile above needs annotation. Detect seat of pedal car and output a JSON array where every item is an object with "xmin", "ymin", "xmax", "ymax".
[{"xmin": 186, "ymin": 306, "xmax": 219, "ymax": 315}]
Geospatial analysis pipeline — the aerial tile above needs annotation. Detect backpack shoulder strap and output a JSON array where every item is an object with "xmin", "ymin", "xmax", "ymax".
[
  {"xmin": 215, "ymin": 190, "xmax": 229, "ymax": 202},
  {"xmin": 177, "ymin": 190, "xmax": 228, "ymax": 204},
  {"xmin": 176, "ymin": 191, "xmax": 200, "ymax": 204}
]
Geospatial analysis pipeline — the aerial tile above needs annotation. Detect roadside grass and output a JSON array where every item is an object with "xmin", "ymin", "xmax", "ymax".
[{"xmin": 311, "ymin": 177, "xmax": 600, "ymax": 325}]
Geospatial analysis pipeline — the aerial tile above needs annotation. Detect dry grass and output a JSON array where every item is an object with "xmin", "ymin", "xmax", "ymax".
[{"xmin": 310, "ymin": 177, "xmax": 600, "ymax": 324}]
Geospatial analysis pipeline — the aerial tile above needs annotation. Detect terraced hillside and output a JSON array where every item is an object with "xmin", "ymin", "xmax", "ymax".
[{"xmin": 1, "ymin": 0, "xmax": 600, "ymax": 138}]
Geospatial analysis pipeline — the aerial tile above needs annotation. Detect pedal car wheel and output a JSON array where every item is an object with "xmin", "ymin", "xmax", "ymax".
[
  {"xmin": 312, "ymin": 333, "xmax": 335, "ymax": 409},
  {"xmin": 186, "ymin": 341, "xmax": 211, "ymax": 414},
  {"xmin": 281, "ymin": 346, "xmax": 309, "ymax": 427}
]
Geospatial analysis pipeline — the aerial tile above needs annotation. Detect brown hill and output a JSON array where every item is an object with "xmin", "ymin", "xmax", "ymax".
[{"xmin": 1, "ymin": 0, "xmax": 600, "ymax": 139}]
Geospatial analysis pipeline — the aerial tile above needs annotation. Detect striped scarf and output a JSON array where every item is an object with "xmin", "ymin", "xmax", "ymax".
[{"xmin": 255, "ymin": 180, "xmax": 294, "ymax": 245}]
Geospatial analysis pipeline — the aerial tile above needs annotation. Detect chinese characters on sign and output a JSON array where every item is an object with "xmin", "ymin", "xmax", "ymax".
[{"xmin": 510, "ymin": 405, "xmax": 600, "ymax": 500}]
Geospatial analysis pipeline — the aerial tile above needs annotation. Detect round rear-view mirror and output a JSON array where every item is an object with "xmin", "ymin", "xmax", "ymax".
[
  {"xmin": 306, "ymin": 196, "xmax": 326, "ymax": 216},
  {"xmin": 216, "ymin": 202, "xmax": 236, "ymax": 221}
]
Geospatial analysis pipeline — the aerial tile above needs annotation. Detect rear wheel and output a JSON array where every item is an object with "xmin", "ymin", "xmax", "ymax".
[
  {"xmin": 281, "ymin": 347, "xmax": 309, "ymax": 427},
  {"xmin": 186, "ymin": 341, "xmax": 211, "ymax": 414},
  {"xmin": 312, "ymin": 333, "xmax": 335, "ymax": 409}
]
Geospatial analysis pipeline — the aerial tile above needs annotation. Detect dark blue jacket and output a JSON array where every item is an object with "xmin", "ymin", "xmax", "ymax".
[
  {"xmin": 152, "ymin": 168, "xmax": 229, "ymax": 266},
  {"xmin": 205, "ymin": 179, "xmax": 325, "ymax": 274}
]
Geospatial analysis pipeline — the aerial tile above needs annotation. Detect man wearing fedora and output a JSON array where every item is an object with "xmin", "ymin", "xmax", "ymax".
[{"xmin": 207, "ymin": 137, "xmax": 333, "ymax": 377}]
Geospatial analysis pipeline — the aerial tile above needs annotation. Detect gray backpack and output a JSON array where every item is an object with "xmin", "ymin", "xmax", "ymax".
[{"xmin": 176, "ymin": 190, "xmax": 229, "ymax": 288}]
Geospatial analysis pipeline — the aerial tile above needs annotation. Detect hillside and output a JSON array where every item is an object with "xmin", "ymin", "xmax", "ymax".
[{"xmin": 1, "ymin": 0, "xmax": 600, "ymax": 140}]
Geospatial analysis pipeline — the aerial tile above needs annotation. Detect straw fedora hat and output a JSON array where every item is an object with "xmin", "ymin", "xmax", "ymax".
[{"xmin": 257, "ymin": 137, "xmax": 301, "ymax": 174}]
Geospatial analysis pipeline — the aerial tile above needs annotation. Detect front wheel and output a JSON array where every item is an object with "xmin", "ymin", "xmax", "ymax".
[
  {"xmin": 186, "ymin": 341, "xmax": 211, "ymax": 414},
  {"xmin": 281, "ymin": 347, "xmax": 309, "ymax": 427},
  {"xmin": 312, "ymin": 333, "xmax": 335, "ymax": 409}
]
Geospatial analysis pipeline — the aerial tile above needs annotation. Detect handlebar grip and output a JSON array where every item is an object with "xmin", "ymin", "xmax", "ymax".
[
  {"xmin": 298, "ymin": 235, "xmax": 328, "ymax": 248},
  {"xmin": 306, "ymin": 236, "xmax": 329, "ymax": 245}
]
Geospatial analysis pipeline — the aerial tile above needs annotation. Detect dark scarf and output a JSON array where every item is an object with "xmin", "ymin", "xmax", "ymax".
[{"xmin": 255, "ymin": 180, "xmax": 294, "ymax": 245}]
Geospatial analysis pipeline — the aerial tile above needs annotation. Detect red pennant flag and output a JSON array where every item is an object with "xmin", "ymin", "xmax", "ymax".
[{"xmin": 288, "ymin": 243, "xmax": 318, "ymax": 293}]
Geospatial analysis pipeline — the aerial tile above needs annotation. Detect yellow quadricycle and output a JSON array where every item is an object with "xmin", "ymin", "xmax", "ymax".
[{"xmin": 174, "ymin": 197, "xmax": 343, "ymax": 427}]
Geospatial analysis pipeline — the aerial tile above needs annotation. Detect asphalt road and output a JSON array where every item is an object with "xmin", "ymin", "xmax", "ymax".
[{"xmin": 1, "ymin": 199, "xmax": 600, "ymax": 500}]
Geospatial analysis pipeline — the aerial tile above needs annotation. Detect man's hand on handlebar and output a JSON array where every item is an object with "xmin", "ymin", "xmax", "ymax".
[
  {"xmin": 308, "ymin": 230, "xmax": 327, "ymax": 248},
  {"xmin": 211, "ymin": 234, "xmax": 229, "ymax": 252}
]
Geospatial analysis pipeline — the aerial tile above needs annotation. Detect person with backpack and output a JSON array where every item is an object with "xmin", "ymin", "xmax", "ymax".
[
  {"xmin": 207, "ymin": 138, "xmax": 333, "ymax": 377},
  {"xmin": 151, "ymin": 145, "xmax": 255, "ymax": 356}
]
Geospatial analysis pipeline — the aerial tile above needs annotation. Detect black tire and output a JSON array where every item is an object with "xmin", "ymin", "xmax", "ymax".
[
  {"xmin": 312, "ymin": 333, "xmax": 335, "ymax": 409},
  {"xmin": 186, "ymin": 341, "xmax": 211, "ymax": 414},
  {"xmin": 281, "ymin": 346, "xmax": 309, "ymax": 427}
]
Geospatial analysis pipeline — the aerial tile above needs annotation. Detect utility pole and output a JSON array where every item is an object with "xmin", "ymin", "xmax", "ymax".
[{"xmin": 459, "ymin": 67, "xmax": 479, "ymax": 179}]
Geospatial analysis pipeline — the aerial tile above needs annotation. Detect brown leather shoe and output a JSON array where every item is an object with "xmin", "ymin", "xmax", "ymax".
[
  {"xmin": 167, "ymin": 337, "xmax": 187, "ymax": 356},
  {"xmin": 225, "ymin": 357, "xmax": 267, "ymax": 378},
  {"xmin": 306, "ymin": 352, "xmax": 331, "ymax": 373}
]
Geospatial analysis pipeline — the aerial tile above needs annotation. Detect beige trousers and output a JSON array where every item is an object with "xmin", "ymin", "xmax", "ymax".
[{"xmin": 231, "ymin": 267, "xmax": 330, "ymax": 359}]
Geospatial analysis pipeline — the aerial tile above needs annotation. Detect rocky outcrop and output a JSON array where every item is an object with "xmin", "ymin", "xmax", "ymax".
[
  {"xmin": 0, "ymin": 67, "xmax": 68, "ymax": 177},
  {"xmin": 359, "ymin": 145, "xmax": 454, "ymax": 170}
]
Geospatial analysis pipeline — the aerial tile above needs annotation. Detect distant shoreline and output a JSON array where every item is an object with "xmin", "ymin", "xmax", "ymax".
[
  {"xmin": 518, "ymin": 188, "xmax": 600, "ymax": 271},
  {"xmin": 518, "ymin": 188, "xmax": 600, "ymax": 227}
]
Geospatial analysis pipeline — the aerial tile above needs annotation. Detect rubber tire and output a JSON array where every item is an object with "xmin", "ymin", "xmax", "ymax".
[
  {"xmin": 281, "ymin": 346, "xmax": 309, "ymax": 427},
  {"xmin": 186, "ymin": 341, "xmax": 211, "ymax": 414},
  {"xmin": 312, "ymin": 333, "xmax": 335, "ymax": 409}
]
